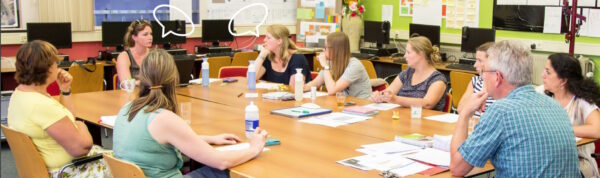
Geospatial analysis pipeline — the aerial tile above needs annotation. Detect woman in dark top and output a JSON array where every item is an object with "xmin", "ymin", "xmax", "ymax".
[
  {"xmin": 370, "ymin": 36, "xmax": 447, "ymax": 111},
  {"xmin": 254, "ymin": 24, "xmax": 312, "ymax": 84},
  {"xmin": 116, "ymin": 20, "xmax": 152, "ymax": 82}
]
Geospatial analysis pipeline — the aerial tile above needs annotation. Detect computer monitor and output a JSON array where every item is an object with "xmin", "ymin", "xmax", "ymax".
[
  {"xmin": 363, "ymin": 20, "xmax": 390, "ymax": 48},
  {"xmin": 461, "ymin": 27, "xmax": 495, "ymax": 53},
  {"xmin": 152, "ymin": 20, "xmax": 186, "ymax": 49},
  {"xmin": 409, "ymin": 23, "xmax": 440, "ymax": 47},
  {"xmin": 27, "ymin": 23, "xmax": 72, "ymax": 49},
  {"xmin": 202, "ymin": 19, "xmax": 234, "ymax": 47},
  {"xmin": 101, "ymin": 21, "xmax": 131, "ymax": 51}
]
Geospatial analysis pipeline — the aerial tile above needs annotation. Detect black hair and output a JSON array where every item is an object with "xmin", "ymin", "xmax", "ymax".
[{"xmin": 546, "ymin": 53, "xmax": 600, "ymax": 106}]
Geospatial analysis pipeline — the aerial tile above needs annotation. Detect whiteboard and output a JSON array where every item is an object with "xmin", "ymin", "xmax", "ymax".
[{"xmin": 203, "ymin": 0, "xmax": 297, "ymax": 26}]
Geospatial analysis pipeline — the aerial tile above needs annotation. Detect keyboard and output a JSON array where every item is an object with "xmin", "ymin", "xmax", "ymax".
[
  {"xmin": 206, "ymin": 51, "xmax": 235, "ymax": 57},
  {"xmin": 57, "ymin": 60, "xmax": 74, "ymax": 68},
  {"xmin": 446, "ymin": 63, "xmax": 476, "ymax": 71},
  {"xmin": 392, "ymin": 57, "xmax": 406, "ymax": 63},
  {"xmin": 351, "ymin": 52, "xmax": 376, "ymax": 59}
]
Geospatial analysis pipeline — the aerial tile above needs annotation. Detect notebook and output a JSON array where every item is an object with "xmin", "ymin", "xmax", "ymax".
[
  {"xmin": 343, "ymin": 106, "xmax": 379, "ymax": 116},
  {"xmin": 271, "ymin": 107, "xmax": 332, "ymax": 118}
]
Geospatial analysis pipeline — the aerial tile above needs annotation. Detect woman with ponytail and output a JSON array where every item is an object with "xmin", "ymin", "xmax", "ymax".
[
  {"xmin": 254, "ymin": 24, "xmax": 312, "ymax": 84},
  {"xmin": 541, "ymin": 53, "xmax": 600, "ymax": 177},
  {"xmin": 113, "ymin": 50, "xmax": 268, "ymax": 178},
  {"xmin": 370, "ymin": 36, "xmax": 448, "ymax": 111}
]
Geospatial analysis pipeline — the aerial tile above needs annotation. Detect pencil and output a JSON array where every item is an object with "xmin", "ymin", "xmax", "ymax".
[{"xmin": 237, "ymin": 93, "xmax": 244, "ymax": 98}]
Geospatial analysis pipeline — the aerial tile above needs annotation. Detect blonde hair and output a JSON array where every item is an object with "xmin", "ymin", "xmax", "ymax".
[
  {"xmin": 476, "ymin": 42, "xmax": 494, "ymax": 53},
  {"xmin": 407, "ymin": 36, "xmax": 441, "ymax": 64},
  {"xmin": 266, "ymin": 24, "xmax": 297, "ymax": 66},
  {"xmin": 127, "ymin": 49, "xmax": 179, "ymax": 121},
  {"xmin": 124, "ymin": 20, "xmax": 152, "ymax": 47},
  {"xmin": 326, "ymin": 32, "xmax": 351, "ymax": 81}
]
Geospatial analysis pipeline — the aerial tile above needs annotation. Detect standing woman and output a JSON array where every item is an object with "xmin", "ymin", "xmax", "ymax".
[
  {"xmin": 457, "ymin": 42, "xmax": 495, "ymax": 117},
  {"xmin": 370, "ymin": 36, "xmax": 447, "ymax": 111},
  {"xmin": 254, "ymin": 24, "xmax": 312, "ymax": 84},
  {"xmin": 542, "ymin": 53, "xmax": 600, "ymax": 177},
  {"xmin": 113, "ymin": 49, "xmax": 268, "ymax": 178},
  {"xmin": 291, "ymin": 32, "xmax": 372, "ymax": 99},
  {"xmin": 7, "ymin": 40, "xmax": 110, "ymax": 177},
  {"xmin": 116, "ymin": 20, "xmax": 153, "ymax": 82}
]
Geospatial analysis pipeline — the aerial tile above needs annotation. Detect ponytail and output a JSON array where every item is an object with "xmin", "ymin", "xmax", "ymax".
[{"xmin": 430, "ymin": 45, "xmax": 441, "ymax": 64}]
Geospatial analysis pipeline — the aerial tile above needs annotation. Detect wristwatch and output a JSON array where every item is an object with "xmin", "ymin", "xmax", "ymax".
[
  {"xmin": 61, "ymin": 88, "xmax": 71, "ymax": 96},
  {"xmin": 323, "ymin": 66, "xmax": 330, "ymax": 70}
]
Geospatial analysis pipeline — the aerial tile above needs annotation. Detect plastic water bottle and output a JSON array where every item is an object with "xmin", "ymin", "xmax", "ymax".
[
  {"xmin": 294, "ymin": 68, "xmax": 304, "ymax": 101},
  {"xmin": 201, "ymin": 59, "xmax": 209, "ymax": 87},
  {"xmin": 248, "ymin": 60, "xmax": 256, "ymax": 91},
  {"xmin": 245, "ymin": 102, "xmax": 259, "ymax": 138}
]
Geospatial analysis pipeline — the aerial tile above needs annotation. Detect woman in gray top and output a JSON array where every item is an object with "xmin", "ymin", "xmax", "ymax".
[
  {"xmin": 116, "ymin": 20, "xmax": 152, "ymax": 82},
  {"xmin": 291, "ymin": 32, "xmax": 372, "ymax": 99},
  {"xmin": 370, "ymin": 36, "xmax": 447, "ymax": 111}
]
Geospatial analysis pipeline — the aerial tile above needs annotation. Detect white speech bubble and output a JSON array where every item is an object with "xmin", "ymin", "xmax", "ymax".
[
  {"xmin": 153, "ymin": 4, "xmax": 195, "ymax": 38},
  {"xmin": 228, "ymin": 3, "xmax": 269, "ymax": 37}
]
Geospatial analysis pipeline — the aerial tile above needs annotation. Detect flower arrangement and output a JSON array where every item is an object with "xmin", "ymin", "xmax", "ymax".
[{"xmin": 342, "ymin": 0, "xmax": 365, "ymax": 17}]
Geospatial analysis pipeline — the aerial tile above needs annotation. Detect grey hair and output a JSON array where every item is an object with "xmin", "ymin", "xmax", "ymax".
[{"xmin": 486, "ymin": 40, "xmax": 533, "ymax": 86}]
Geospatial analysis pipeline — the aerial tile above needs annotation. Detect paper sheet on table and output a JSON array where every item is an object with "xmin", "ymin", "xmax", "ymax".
[
  {"xmin": 216, "ymin": 143, "xmax": 270, "ymax": 152},
  {"xmin": 543, "ymin": 6, "xmax": 563, "ymax": 34},
  {"xmin": 256, "ymin": 82, "xmax": 282, "ymax": 90},
  {"xmin": 432, "ymin": 135, "xmax": 452, "ymax": 152},
  {"xmin": 424, "ymin": 113, "xmax": 459, "ymax": 123},
  {"xmin": 189, "ymin": 78, "xmax": 222, "ymax": 84},
  {"xmin": 100, "ymin": 115, "xmax": 117, "ymax": 127},
  {"xmin": 389, "ymin": 162, "xmax": 432, "ymax": 177},
  {"xmin": 363, "ymin": 103, "xmax": 401, "ymax": 111},
  {"xmin": 302, "ymin": 91, "xmax": 328, "ymax": 98},
  {"xmin": 336, "ymin": 155, "xmax": 373, "ymax": 170},
  {"xmin": 576, "ymin": 137, "xmax": 582, "ymax": 142},
  {"xmin": 406, "ymin": 148, "xmax": 450, "ymax": 167},
  {"xmin": 299, "ymin": 112, "xmax": 370, "ymax": 127},
  {"xmin": 262, "ymin": 92, "xmax": 292, "ymax": 100},
  {"xmin": 359, "ymin": 154, "xmax": 416, "ymax": 171},
  {"xmin": 361, "ymin": 141, "xmax": 422, "ymax": 154}
]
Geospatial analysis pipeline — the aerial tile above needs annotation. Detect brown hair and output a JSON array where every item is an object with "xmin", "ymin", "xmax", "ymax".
[
  {"xmin": 476, "ymin": 42, "xmax": 494, "ymax": 53},
  {"xmin": 127, "ymin": 49, "xmax": 179, "ymax": 121},
  {"xmin": 266, "ymin": 24, "xmax": 297, "ymax": 66},
  {"xmin": 14, "ymin": 40, "xmax": 61, "ymax": 86},
  {"xmin": 326, "ymin": 32, "xmax": 351, "ymax": 81},
  {"xmin": 407, "ymin": 36, "xmax": 441, "ymax": 64},
  {"xmin": 124, "ymin": 20, "xmax": 152, "ymax": 47}
]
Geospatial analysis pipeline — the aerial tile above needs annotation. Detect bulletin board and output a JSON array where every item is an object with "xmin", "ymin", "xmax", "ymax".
[{"xmin": 295, "ymin": 0, "xmax": 343, "ymax": 47}]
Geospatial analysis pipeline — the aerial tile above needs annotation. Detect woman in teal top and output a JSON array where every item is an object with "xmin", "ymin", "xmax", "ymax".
[{"xmin": 113, "ymin": 49, "xmax": 268, "ymax": 178}]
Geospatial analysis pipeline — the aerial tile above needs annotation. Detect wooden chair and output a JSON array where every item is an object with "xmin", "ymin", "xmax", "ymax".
[
  {"xmin": 68, "ymin": 63, "xmax": 105, "ymax": 94},
  {"xmin": 401, "ymin": 64, "xmax": 408, "ymax": 71},
  {"xmin": 359, "ymin": 60, "xmax": 377, "ymax": 79},
  {"xmin": 313, "ymin": 54, "xmax": 323, "ymax": 72},
  {"xmin": 449, "ymin": 71, "xmax": 476, "ymax": 111},
  {"xmin": 207, "ymin": 56, "xmax": 232, "ymax": 78},
  {"xmin": 103, "ymin": 154, "xmax": 146, "ymax": 178},
  {"xmin": 46, "ymin": 81, "xmax": 60, "ymax": 96},
  {"xmin": 113, "ymin": 74, "xmax": 119, "ymax": 90},
  {"xmin": 218, "ymin": 66, "xmax": 248, "ymax": 78},
  {"xmin": 231, "ymin": 51, "xmax": 258, "ymax": 66},
  {"xmin": 1, "ymin": 125, "xmax": 103, "ymax": 178}
]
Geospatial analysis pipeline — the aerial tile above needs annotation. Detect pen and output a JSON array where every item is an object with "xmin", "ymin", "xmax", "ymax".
[
  {"xmin": 237, "ymin": 93, "xmax": 243, "ymax": 98},
  {"xmin": 291, "ymin": 110, "xmax": 310, "ymax": 114}
]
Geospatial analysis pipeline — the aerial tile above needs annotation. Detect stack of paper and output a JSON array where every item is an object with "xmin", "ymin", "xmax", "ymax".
[
  {"xmin": 406, "ymin": 148, "xmax": 450, "ymax": 167},
  {"xmin": 262, "ymin": 92, "xmax": 292, "ymax": 100},
  {"xmin": 189, "ymin": 78, "xmax": 222, "ymax": 84},
  {"xmin": 424, "ymin": 113, "xmax": 459, "ymax": 123},
  {"xmin": 256, "ymin": 82, "xmax": 282, "ymax": 90},
  {"xmin": 298, "ymin": 112, "xmax": 370, "ymax": 127},
  {"xmin": 432, "ymin": 135, "xmax": 452, "ymax": 152},
  {"xmin": 99, "ymin": 115, "xmax": 117, "ymax": 127},
  {"xmin": 363, "ymin": 103, "xmax": 401, "ymax": 111},
  {"xmin": 359, "ymin": 141, "xmax": 421, "ymax": 154}
]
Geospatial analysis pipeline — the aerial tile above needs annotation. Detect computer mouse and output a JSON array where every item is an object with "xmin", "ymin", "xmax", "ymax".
[{"xmin": 300, "ymin": 103, "xmax": 321, "ymax": 109}]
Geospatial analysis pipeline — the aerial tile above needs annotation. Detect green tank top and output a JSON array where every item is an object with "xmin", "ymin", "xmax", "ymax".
[{"xmin": 113, "ymin": 103, "xmax": 184, "ymax": 178}]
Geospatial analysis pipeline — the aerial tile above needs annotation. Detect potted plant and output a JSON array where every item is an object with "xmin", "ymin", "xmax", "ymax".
[{"xmin": 342, "ymin": 0, "xmax": 365, "ymax": 52}]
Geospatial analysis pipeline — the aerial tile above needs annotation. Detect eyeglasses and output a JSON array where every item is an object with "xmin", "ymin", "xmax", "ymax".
[{"xmin": 480, "ymin": 66, "xmax": 497, "ymax": 75}]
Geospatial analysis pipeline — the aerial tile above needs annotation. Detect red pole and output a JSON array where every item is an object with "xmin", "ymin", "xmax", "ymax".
[{"xmin": 569, "ymin": 0, "xmax": 577, "ymax": 56}]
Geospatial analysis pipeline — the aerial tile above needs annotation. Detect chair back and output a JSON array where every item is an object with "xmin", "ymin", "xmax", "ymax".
[
  {"xmin": 112, "ymin": 74, "xmax": 119, "ymax": 90},
  {"xmin": 1, "ymin": 124, "xmax": 50, "ymax": 178},
  {"xmin": 231, "ymin": 52, "xmax": 258, "ymax": 66},
  {"xmin": 443, "ymin": 93, "xmax": 452, "ymax": 113},
  {"xmin": 208, "ymin": 56, "xmax": 232, "ymax": 78},
  {"xmin": 68, "ymin": 63, "xmax": 105, "ymax": 94},
  {"xmin": 218, "ymin": 66, "xmax": 248, "ymax": 78},
  {"xmin": 103, "ymin": 154, "xmax": 146, "ymax": 178},
  {"xmin": 310, "ymin": 71, "xmax": 319, "ymax": 80},
  {"xmin": 450, "ymin": 71, "xmax": 476, "ymax": 108},
  {"xmin": 401, "ymin": 64, "xmax": 408, "ymax": 71},
  {"xmin": 46, "ymin": 81, "xmax": 60, "ymax": 96},
  {"xmin": 313, "ymin": 54, "xmax": 323, "ymax": 72},
  {"xmin": 359, "ymin": 60, "xmax": 377, "ymax": 79}
]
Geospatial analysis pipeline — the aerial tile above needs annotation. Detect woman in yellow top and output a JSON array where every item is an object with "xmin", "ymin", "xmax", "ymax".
[{"xmin": 7, "ymin": 40, "xmax": 110, "ymax": 177}]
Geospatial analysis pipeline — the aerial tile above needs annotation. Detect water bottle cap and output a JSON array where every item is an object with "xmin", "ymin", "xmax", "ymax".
[{"xmin": 296, "ymin": 68, "xmax": 302, "ymax": 73}]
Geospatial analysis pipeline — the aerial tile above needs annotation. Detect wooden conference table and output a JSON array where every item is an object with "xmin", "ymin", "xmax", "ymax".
[{"xmin": 71, "ymin": 77, "xmax": 594, "ymax": 178}]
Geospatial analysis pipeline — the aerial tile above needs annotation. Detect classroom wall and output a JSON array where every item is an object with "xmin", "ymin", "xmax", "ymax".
[{"xmin": 361, "ymin": 0, "xmax": 600, "ymax": 84}]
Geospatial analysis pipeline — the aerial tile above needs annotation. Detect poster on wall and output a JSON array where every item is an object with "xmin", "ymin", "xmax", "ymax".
[{"xmin": 1, "ymin": 0, "xmax": 19, "ymax": 28}]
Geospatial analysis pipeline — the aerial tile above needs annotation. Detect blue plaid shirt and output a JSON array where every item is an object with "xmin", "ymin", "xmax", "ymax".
[{"xmin": 458, "ymin": 85, "xmax": 580, "ymax": 177}]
